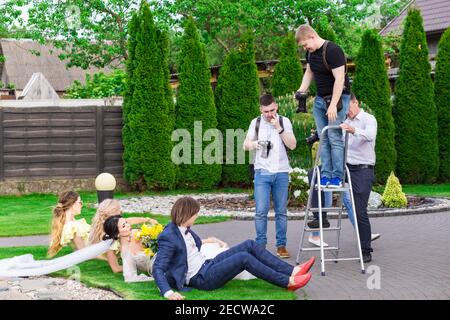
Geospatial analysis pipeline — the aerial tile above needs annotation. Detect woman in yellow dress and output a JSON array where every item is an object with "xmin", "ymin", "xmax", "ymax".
[
  {"xmin": 48, "ymin": 191, "xmax": 90, "ymax": 258},
  {"xmin": 88, "ymin": 199, "xmax": 157, "ymax": 273}
]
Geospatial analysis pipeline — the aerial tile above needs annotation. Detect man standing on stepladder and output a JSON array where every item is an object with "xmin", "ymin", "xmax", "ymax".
[{"xmin": 295, "ymin": 24, "xmax": 351, "ymax": 189}]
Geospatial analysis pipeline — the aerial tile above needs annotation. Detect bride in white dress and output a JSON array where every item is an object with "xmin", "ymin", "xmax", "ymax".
[{"xmin": 102, "ymin": 215, "xmax": 255, "ymax": 283}]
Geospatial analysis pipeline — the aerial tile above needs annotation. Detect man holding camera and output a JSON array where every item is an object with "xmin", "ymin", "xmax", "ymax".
[
  {"xmin": 295, "ymin": 24, "xmax": 351, "ymax": 188},
  {"xmin": 243, "ymin": 94, "xmax": 296, "ymax": 258}
]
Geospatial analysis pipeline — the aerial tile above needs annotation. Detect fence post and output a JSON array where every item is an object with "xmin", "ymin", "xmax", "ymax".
[
  {"xmin": 0, "ymin": 107, "xmax": 3, "ymax": 181},
  {"xmin": 96, "ymin": 106, "xmax": 104, "ymax": 174}
]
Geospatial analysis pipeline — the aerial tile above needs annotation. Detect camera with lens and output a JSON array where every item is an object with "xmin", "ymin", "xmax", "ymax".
[
  {"xmin": 306, "ymin": 129, "xmax": 319, "ymax": 146},
  {"xmin": 258, "ymin": 140, "xmax": 272, "ymax": 158},
  {"xmin": 295, "ymin": 91, "xmax": 308, "ymax": 113}
]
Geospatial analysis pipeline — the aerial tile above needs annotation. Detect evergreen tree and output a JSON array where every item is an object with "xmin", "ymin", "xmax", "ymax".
[
  {"xmin": 393, "ymin": 8, "xmax": 439, "ymax": 183},
  {"xmin": 272, "ymin": 33, "xmax": 303, "ymax": 98},
  {"xmin": 353, "ymin": 29, "xmax": 396, "ymax": 184},
  {"xmin": 122, "ymin": 11, "xmax": 140, "ymax": 184},
  {"xmin": 175, "ymin": 17, "xmax": 221, "ymax": 188},
  {"xmin": 215, "ymin": 32, "xmax": 260, "ymax": 186},
  {"xmin": 434, "ymin": 27, "xmax": 450, "ymax": 181},
  {"xmin": 127, "ymin": 2, "xmax": 175, "ymax": 189}
]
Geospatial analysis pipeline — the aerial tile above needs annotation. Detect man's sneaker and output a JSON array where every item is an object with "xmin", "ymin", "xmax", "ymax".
[
  {"xmin": 328, "ymin": 177, "xmax": 343, "ymax": 188},
  {"xmin": 318, "ymin": 176, "xmax": 330, "ymax": 187},
  {"xmin": 371, "ymin": 233, "xmax": 381, "ymax": 241},
  {"xmin": 362, "ymin": 252, "xmax": 372, "ymax": 263},
  {"xmin": 307, "ymin": 219, "xmax": 330, "ymax": 229}
]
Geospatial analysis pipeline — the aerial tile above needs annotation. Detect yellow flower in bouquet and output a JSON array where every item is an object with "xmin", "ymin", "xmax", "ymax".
[{"xmin": 135, "ymin": 223, "xmax": 163, "ymax": 257}]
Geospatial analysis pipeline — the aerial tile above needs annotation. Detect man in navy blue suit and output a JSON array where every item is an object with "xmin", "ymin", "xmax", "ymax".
[{"xmin": 152, "ymin": 197, "xmax": 314, "ymax": 300}]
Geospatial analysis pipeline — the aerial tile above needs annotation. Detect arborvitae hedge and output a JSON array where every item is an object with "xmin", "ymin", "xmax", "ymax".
[
  {"xmin": 434, "ymin": 27, "xmax": 450, "ymax": 182},
  {"xmin": 126, "ymin": 3, "xmax": 175, "ymax": 189},
  {"xmin": 393, "ymin": 8, "xmax": 439, "ymax": 183},
  {"xmin": 175, "ymin": 17, "xmax": 221, "ymax": 188},
  {"xmin": 352, "ymin": 29, "xmax": 396, "ymax": 184},
  {"xmin": 215, "ymin": 32, "xmax": 260, "ymax": 186},
  {"xmin": 122, "ymin": 12, "xmax": 140, "ymax": 184},
  {"xmin": 272, "ymin": 33, "xmax": 303, "ymax": 98}
]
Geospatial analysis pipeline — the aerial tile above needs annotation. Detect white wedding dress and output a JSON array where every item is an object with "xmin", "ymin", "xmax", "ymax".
[{"xmin": 0, "ymin": 239, "xmax": 113, "ymax": 279}]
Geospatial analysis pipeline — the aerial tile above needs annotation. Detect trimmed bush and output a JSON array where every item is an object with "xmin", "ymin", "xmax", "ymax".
[
  {"xmin": 125, "ymin": 3, "xmax": 175, "ymax": 190},
  {"xmin": 381, "ymin": 172, "xmax": 407, "ymax": 208},
  {"xmin": 175, "ymin": 17, "xmax": 221, "ymax": 188},
  {"xmin": 276, "ymin": 94, "xmax": 315, "ymax": 170},
  {"xmin": 122, "ymin": 12, "xmax": 140, "ymax": 185},
  {"xmin": 272, "ymin": 33, "xmax": 303, "ymax": 98},
  {"xmin": 435, "ymin": 27, "xmax": 450, "ymax": 182},
  {"xmin": 215, "ymin": 32, "xmax": 260, "ymax": 186},
  {"xmin": 393, "ymin": 8, "xmax": 439, "ymax": 183},
  {"xmin": 352, "ymin": 29, "xmax": 396, "ymax": 184}
]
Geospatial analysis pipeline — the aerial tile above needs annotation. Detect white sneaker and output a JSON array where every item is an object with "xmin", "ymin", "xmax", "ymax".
[
  {"xmin": 371, "ymin": 233, "xmax": 381, "ymax": 241},
  {"xmin": 308, "ymin": 236, "xmax": 329, "ymax": 247}
]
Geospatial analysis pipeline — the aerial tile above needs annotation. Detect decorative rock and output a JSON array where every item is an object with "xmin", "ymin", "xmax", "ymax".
[{"xmin": 368, "ymin": 191, "xmax": 383, "ymax": 209}]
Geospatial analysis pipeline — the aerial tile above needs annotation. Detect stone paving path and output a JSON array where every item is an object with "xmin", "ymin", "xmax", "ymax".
[{"xmin": 1, "ymin": 210, "xmax": 449, "ymax": 300}]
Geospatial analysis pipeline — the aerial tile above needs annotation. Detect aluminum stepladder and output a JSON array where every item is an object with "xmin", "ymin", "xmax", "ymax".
[{"xmin": 295, "ymin": 125, "xmax": 365, "ymax": 276}]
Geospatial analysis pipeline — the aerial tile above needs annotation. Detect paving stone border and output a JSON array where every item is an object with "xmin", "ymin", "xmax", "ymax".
[{"xmin": 116, "ymin": 193, "xmax": 450, "ymax": 220}]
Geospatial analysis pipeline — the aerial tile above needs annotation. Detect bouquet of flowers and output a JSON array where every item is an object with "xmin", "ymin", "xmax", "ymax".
[{"xmin": 134, "ymin": 223, "xmax": 164, "ymax": 257}]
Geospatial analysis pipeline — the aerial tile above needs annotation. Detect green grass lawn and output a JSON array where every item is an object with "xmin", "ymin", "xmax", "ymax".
[
  {"xmin": 0, "ymin": 188, "xmax": 248, "ymax": 237},
  {"xmin": 373, "ymin": 183, "xmax": 450, "ymax": 197},
  {"xmin": 0, "ymin": 245, "xmax": 297, "ymax": 300},
  {"xmin": 401, "ymin": 183, "xmax": 450, "ymax": 197}
]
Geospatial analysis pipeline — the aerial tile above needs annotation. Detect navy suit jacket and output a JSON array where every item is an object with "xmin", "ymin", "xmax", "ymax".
[{"xmin": 152, "ymin": 222, "xmax": 203, "ymax": 296}]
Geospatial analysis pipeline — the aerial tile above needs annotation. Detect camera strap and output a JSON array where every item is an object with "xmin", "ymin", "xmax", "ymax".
[{"xmin": 255, "ymin": 116, "xmax": 288, "ymax": 152}]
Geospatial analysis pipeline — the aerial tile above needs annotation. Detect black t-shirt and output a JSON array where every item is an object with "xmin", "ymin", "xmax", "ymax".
[{"xmin": 306, "ymin": 41, "xmax": 351, "ymax": 97}]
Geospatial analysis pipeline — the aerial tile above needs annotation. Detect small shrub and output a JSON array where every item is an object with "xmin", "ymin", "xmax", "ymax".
[
  {"xmin": 288, "ymin": 167, "xmax": 309, "ymax": 207},
  {"xmin": 381, "ymin": 171, "xmax": 407, "ymax": 208}
]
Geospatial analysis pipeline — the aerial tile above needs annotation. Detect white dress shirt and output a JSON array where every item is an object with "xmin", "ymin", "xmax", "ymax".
[
  {"xmin": 345, "ymin": 109, "xmax": 377, "ymax": 165},
  {"xmin": 246, "ymin": 114, "xmax": 293, "ymax": 173}
]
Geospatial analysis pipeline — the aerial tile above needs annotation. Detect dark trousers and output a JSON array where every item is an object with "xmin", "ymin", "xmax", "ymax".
[
  {"xmin": 349, "ymin": 167, "xmax": 374, "ymax": 253},
  {"xmin": 189, "ymin": 240, "xmax": 294, "ymax": 291}
]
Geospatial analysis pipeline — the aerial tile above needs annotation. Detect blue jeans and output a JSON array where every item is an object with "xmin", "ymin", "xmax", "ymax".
[
  {"xmin": 343, "ymin": 190, "xmax": 355, "ymax": 227},
  {"xmin": 313, "ymin": 94, "xmax": 350, "ymax": 180},
  {"xmin": 254, "ymin": 169, "xmax": 289, "ymax": 247}
]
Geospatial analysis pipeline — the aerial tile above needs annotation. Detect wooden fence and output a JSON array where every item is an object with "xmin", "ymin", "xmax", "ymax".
[{"xmin": 0, "ymin": 100, "xmax": 123, "ymax": 181}]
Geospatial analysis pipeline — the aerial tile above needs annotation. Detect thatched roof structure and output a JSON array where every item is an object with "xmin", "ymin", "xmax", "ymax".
[{"xmin": 0, "ymin": 39, "xmax": 116, "ymax": 92}]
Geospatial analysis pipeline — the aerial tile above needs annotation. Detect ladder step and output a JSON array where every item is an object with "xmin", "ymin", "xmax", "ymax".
[
  {"xmin": 323, "ymin": 258, "xmax": 361, "ymax": 262},
  {"xmin": 316, "ymin": 186, "xmax": 349, "ymax": 192},
  {"xmin": 308, "ymin": 207, "xmax": 344, "ymax": 212},
  {"xmin": 315, "ymin": 183, "xmax": 350, "ymax": 192},
  {"xmin": 300, "ymin": 247, "xmax": 339, "ymax": 252},
  {"xmin": 304, "ymin": 227, "xmax": 341, "ymax": 232}
]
